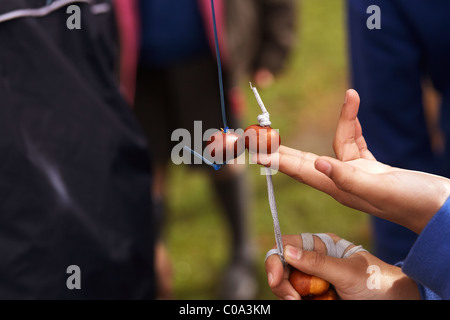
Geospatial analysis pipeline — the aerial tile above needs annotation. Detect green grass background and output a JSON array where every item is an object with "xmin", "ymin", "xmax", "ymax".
[{"xmin": 164, "ymin": 0, "xmax": 372, "ymax": 300}]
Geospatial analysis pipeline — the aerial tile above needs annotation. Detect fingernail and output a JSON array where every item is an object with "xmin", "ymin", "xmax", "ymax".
[
  {"xmin": 267, "ymin": 272, "xmax": 274, "ymax": 287},
  {"xmin": 315, "ymin": 159, "xmax": 332, "ymax": 177},
  {"xmin": 344, "ymin": 90, "xmax": 349, "ymax": 103},
  {"xmin": 284, "ymin": 295, "xmax": 296, "ymax": 300},
  {"xmin": 285, "ymin": 246, "xmax": 302, "ymax": 261}
]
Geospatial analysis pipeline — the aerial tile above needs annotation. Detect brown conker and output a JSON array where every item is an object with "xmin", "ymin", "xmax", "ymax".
[
  {"xmin": 205, "ymin": 129, "xmax": 245, "ymax": 163},
  {"xmin": 244, "ymin": 124, "xmax": 281, "ymax": 154},
  {"xmin": 289, "ymin": 269, "xmax": 330, "ymax": 297}
]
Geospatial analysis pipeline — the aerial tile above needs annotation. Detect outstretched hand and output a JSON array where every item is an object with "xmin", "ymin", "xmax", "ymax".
[{"xmin": 255, "ymin": 89, "xmax": 450, "ymax": 233}]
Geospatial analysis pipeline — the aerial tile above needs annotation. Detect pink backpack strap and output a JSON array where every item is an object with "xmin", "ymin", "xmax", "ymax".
[{"xmin": 114, "ymin": 0, "xmax": 140, "ymax": 106}]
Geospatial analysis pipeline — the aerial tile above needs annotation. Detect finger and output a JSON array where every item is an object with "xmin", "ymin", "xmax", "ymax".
[
  {"xmin": 333, "ymin": 89, "xmax": 362, "ymax": 161},
  {"xmin": 265, "ymin": 235, "xmax": 302, "ymax": 288},
  {"xmin": 315, "ymin": 156, "xmax": 385, "ymax": 195},
  {"xmin": 284, "ymin": 245, "xmax": 359, "ymax": 289},
  {"xmin": 265, "ymin": 234, "xmax": 329, "ymax": 300},
  {"xmin": 314, "ymin": 156, "xmax": 388, "ymax": 214},
  {"xmin": 265, "ymin": 254, "xmax": 301, "ymax": 300},
  {"xmin": 265, "ymin": 254, "xmax": 285, "ymax": 288},
  {"xmin": 278, "ymin": 145, "xmax": 308, "ymax": 158},
  {"xmin": 253, "ymin": 148, "xmax": 339, "ymax": 195},
  {"xmin": 254, "ymin": 147, "xmax": 381, "ymax": 213},
  {"xmin": 252, "ymin": 146, "xmax": 314, "ymax": 170},
  {"xmin": 315, "ymin": 156, "xmax": 358, "ymax": 193},
  {"xmin": 272, "ymin": 267, "xmax": 301, "ymax": 300}
]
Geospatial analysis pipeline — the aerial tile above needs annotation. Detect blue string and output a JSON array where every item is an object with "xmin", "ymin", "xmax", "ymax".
[
  {"xmin": 182, "ymin": 1, "xmax": 228, "ymax": 171},
  {"xmin": 210, "ymin": 0, "xmax": 228, "ymax": 132},
  {"xmin": 184, "ymin": 146, "xmax": 222, "ymax": 171}
]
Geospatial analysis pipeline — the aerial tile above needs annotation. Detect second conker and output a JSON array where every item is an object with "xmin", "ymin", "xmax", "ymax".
[{"xmin": 205, "ymin": 129, "xmax": 245, "ymax": 163}]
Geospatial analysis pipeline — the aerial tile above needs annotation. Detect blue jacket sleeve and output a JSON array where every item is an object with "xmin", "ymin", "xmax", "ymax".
[{"xmin": 401, "ymin": 197, "xmax": 450, "ymax": 300}]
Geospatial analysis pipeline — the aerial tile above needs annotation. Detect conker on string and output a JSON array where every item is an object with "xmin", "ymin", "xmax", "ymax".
[
  {"xmin": 205, "ymin": 129, "xmax": 245, "ymax": 163},
  {"xmin": 244, "ymin": 124, "xmax": 281, "ymax": 154},
  {"xmin": 289, "ymin": 269, "xmax": 331, "ymax": 297}
]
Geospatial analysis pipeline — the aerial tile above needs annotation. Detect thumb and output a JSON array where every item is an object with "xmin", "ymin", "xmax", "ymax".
[
  {"xmin": 314, "ymin": 156, "xmax": 362, "ymax": 193},
  {"xmin": 285, "ymin": 245, "xmax": 352, "ymax": 288},
  {"xmin": 314, "ymin": 156, "xmax": 387, "ymax": 203}
]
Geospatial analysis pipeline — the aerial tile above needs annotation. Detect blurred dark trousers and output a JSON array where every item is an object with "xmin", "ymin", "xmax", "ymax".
[{"xmin": 348, "ymin": 0, "xmax": 450, "ymax": 264}]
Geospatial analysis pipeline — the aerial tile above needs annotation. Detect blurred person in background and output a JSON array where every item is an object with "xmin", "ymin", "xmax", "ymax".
[
  {"xmin": 347, "ymin": 0, "xmax": 450, "ymax": 264},
  {"xmin": 0, "ymin": 0, "xmax": 155, "ymax": 299},
  {"xmin": 133, "ymin": 0, "xmax": 296, "ymax": 299}
]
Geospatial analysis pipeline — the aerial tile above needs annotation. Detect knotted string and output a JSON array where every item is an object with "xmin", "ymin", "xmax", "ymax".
[
  {"xmin": 250, "ymin": 84, "xmax": 286, "ymax": 266},
  {"xmin": 250, "ymin": 83, "xmax": 271, "ymax": 127}
]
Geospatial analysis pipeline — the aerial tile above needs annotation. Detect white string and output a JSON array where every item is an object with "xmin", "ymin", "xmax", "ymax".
[
  {"xmin": 251, "ymin": 85, "xmax": 368, "ymax": 267},
  {"xmin": 265, "ymin": 167, "xmax": 286, "ymax": 265},
  {"xmin": 265, "ymin": 233, "xmax": 368, "ymax": 261},
  {"xmin": 301, "ymin": 233, "xmax": 315, "ymax": 251},
  {"xmin": 257, "ymin": 113, "xmax": 272, "ymax": 127},
  {"xmin": 250, "ymin": 84, "xmax": 285, "ymax": 265},
  {"xmin": 314, "ymin": 233, "xmax": 338, "ymax": 258},
  {"xmin": 250, "ymin": 83, "xmax": 272, "ymax": 127}
]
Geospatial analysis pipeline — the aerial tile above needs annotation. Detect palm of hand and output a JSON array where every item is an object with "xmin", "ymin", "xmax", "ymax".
[{"xmin": 330, "ymin": 157, "xmax": 449, "ymax": 233}]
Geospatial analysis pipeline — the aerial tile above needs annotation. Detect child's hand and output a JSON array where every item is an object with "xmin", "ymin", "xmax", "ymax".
[
  {"xmin": 265, "ymin": 234, "xmax": 420, "ymax": 300},
  {"xmin": 255, "ymin": 90, "xmax": 450, "ymax": 233}
]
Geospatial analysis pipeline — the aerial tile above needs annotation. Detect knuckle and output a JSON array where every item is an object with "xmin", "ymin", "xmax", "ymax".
[
  {"xmin": 293, "ymin": 153, "xmax": 307, "ymax": 183},
  {"xmin": 308, "ymin": 250, "xmax": 327, "ymax": 271}
]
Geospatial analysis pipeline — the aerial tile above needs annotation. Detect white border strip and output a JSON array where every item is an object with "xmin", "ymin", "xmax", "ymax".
[{"xmin": 0, "ymin": 0, "xmax": 110, "ymax": 24}]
